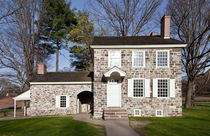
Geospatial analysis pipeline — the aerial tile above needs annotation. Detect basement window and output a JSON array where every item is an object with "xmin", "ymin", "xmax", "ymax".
[
  {"xmin": 156, "ymin": 110, "xmax": 163, "ymax": 117},
  {"xmin": 134, "ymin": 109, "xmax": 141, "ymax": 117}
]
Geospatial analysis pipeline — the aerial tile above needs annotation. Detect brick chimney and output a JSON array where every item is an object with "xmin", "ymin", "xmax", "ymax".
[
  {"xmin": 150, "ymin": 32, "xmax": 158, "ymax": 36},
  {"xmin": 160, "ymin": 15, "xmax": 171, "ymax": 39},
  {"xmin": 37, "ymin": 64, "xmax": 46, "ymax": 74}
]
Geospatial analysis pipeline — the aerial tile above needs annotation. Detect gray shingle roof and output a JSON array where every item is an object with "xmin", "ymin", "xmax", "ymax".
[
  {"xmin": 92, "ymin": 36, "xmax": 185, "ymax": 45},
  {"xmin": 30, "ymin": 72, "xmax": 93, "ymax": 82}
]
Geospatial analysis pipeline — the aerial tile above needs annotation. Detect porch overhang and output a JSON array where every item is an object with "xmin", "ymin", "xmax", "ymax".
[{"xmin": 104, "ymin": 66, "xmax": 126, "ymax": 77}]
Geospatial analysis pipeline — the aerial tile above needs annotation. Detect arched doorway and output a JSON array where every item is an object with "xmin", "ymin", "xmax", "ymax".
[{"xmin": 77, "ymin": 91, "xmax": 93, "ymax": 114}]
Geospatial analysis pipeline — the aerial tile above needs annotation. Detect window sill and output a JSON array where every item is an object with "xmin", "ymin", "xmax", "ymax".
[
  {"xmin": 156, "ymin": 66, "xmax": 170, "ymax": 68},
  {"xmin": 132, "ymin": 97, "xmax": 145, "ymax": 98}
]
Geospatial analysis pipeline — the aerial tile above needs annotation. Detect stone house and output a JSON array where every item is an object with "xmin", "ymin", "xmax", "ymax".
[{"xmin": 19, "ymin": 15, "xmax": 187, "ymax": 119}]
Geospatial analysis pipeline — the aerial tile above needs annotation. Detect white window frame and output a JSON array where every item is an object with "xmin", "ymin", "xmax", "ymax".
[
  {"xmin": 156, "ymin": 78, "xmax": 170, "ymax": 98},
  {"xmin": 156, "ymin": 50, "xmax": 170, "ymax": 68},
  {"xmin": 132, "ymin": 78, "xmax": 145, "ymax": 98},
  {"xmin": 156, "ymin": 110, "xmax": 163, "ymax": 117},
  {"xmin": 132, "ymin": 50, "xmax": 145, "ymax": 68},
  {"xmin": 134, "ymin": 109, "xmax": 142, "ymax": 117},
  {"xmin": 108, "ymin": 50, "xmax": 121, "ymax": 68},
  {"xmin": 59, "ymin": 95, "xmax": 67, "ymax": 108}
]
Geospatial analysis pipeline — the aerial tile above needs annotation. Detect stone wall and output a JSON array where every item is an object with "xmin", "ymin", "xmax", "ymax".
[
  {"xmin": 93, "ymin": 48, "xmax": 182, "ymax": 118},
  {"xmin": 30, "ymin": 84, "xmax": 92, "ymax": 116}
]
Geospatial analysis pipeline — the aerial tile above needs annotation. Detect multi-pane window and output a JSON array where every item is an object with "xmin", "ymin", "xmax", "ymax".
[
  {"xmin": 134, "ymin": 109, "xmax": 141, "ymax": 116},
  {"xmin": 157, "ymin": 79, "xmax": 169, "ymax": 97},
  {"xmin": 133, "ymin": 51, "xmax": 145, "ymax": 67},
  {"xmin": 156, "ymin": 110, "xmax": 163, "ymax": 117},
  {"xmin": 60, "ymin": 96, "xmax": 67, "ymax": 108},
  {"xmin": 109, "ymin": 51, "xmax": 121, "ymax": 67},
  {"xmin": 133, "ymin": 79, "xmax": 144, "ymax": 97},
  {"xmin": 157, "ymin": 51, "xmax": 169, "ymax": 67}
]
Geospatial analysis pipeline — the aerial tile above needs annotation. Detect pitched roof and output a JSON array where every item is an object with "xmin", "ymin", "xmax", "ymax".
[
  {"xmin": 92, "ymin": 36, "xmax": 185, "ymax": 45},
  {"xmin": 30, "ymin": 72, "xmax": 93, "ymax": 82}
]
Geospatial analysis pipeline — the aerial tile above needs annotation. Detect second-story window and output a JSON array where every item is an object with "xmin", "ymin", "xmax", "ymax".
[
  {"xmin": 156, "ymin": 50, "xmax": 169, "ymax": 67},
  {"xmin": 108, "ymin": 51, "xmax": 121, "ymax": 67},
  {"xmin": 132, "ymin": 51, "xmax": 145, "ymax": 67}
]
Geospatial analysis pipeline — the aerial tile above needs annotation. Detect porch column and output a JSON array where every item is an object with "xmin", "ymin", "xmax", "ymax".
[
  {"xmin": 14, "ymin": 99, "xmax": 16, "ymax": 118},
  {"xmin": 23, "ymin": 101, "xmax": 26, "ymax": 116}
]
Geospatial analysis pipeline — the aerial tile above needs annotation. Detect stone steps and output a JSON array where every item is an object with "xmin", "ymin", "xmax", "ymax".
[{"xmin": 104, "ymin": 108, "xmax": 128, "ymax": 120}]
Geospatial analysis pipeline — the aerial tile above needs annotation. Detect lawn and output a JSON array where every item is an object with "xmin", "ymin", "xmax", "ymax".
[
  {"xmin": 131, "ymin": 102, "xmax": 210, "ymax": 136},
  {"xmin": 0, "ymin": 116, "xmax": 105, "ymax": 136}
]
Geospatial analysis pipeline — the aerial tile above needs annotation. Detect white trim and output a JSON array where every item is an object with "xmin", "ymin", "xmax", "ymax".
[
  {"xmin": 134, "ymin": 109, "xmax": 142, "ymax": 117},
  {"xmin": 156, "ymin": 110, "xmax": 163, "ymax": 117},
  {"xmin": 13, "ymin": 90, "xmax": 30, "ymax": 100},
  {"xmin": 145, "ymin": 79, "xmax": 150, "ymax": 97},
  {"xmin": 91, "ymin": 44, "xmax": 187, "ymax": 49},
  {"xmin": 170, "ymin": 79, "xmax": 176, "ymax": 97},
  {"xmin": 30, "ymin": 82, "xmax": 92, "ymax": 85},
  {"xmin": 164, "ymin": 37, "xmax": 170, "ymax": 39},
  {"xmin": 104, "ymin": 66, "xmax": 126, "ymax": 77},
  {"xmin": 57, "ymin": 95, "xmax": 68, "ymax": 109},
  {"xmin": 108, "ymin": 50, "xmax": 121, "ymax": 68},
  {"xmin": 128, "ymin": 79, "xmax": 133, "ymax": 97},
  {"xmin": 132, "ymin": 50, "xmax": 145, "ymax": 68},
  {"xmin": 156, "ymin": 50, "xmax": 170, "ymax": 68}
]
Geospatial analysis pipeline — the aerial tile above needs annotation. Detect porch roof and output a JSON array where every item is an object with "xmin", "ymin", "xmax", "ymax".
[
  {"xmin": 104, "ymin": 66, "xmax": 126, "ymax": 77},
  {"xmin": 13, "ymin": 90, "xmax": 30, "ymax": 101}
]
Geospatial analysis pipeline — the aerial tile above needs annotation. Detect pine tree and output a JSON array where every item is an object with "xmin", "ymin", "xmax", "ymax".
[
  {"xmin": 68, "ymin": 12, "xmax": 94, "ymax": 71},
  {"xmin": 39, "ymin": 0, "xmax": 77, "ymax": 71}
]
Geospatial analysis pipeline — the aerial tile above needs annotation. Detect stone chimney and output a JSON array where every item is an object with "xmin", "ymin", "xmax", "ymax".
[
  {"xmin": 160, "ymin": 15, "xmax": 171, "ymax": 39},
  {"xmin": 37, "ymin": 64, "xmax": 46, "ymax": 74}
]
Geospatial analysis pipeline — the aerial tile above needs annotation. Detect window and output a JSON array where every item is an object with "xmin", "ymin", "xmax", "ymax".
[
  {"xmin": 108, "ymin": 51, "xmax": 121, "ymax": 67},
  {"xmin": 134, "ymin": 109, "xmax": 141, "ymax": 116},
  {"xmin": 156, "ymin": 50, "xmax": 169, "ymax": 67},
  {"xmin": 133, "ymin": 79, "xmax": 145, "ymax": 97},
  {"xmin": 60, "ymin": 96, "xmax": 67, "ymax": 108},
  {"xmin": 156, "ymin": 110, "xmax": 163, "ymax": 117},
  {"xmin": 157, "ymin": 79, "xmax": 169, "ymax": 97},
  {"xmin": 132, "ymin": 51, "xmax": 145, "ymax": 67}
]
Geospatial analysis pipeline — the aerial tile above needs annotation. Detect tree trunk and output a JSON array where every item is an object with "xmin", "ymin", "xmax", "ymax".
[
  {"xmin": 185, "ymin": 80, "xmax": 195, "ymax": 108},
  {"xmin": 56, "ymin": 47, "xmax": 59, "ymax": 72}
]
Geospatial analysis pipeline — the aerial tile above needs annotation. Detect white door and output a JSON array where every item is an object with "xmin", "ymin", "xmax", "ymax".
[{"xmin": 107, "ymin": 80, "xmax": 121, "ymax": 107}]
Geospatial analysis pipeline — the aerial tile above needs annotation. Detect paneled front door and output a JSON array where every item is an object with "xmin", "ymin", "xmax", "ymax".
[{"xmin": 107, "ymin": 80, "xmax": 121, "ymax": 107}]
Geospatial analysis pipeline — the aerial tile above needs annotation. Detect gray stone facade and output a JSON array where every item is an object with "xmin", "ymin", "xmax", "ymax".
[
  {"xmin": 29, "ymin": 84, "xmax": 91, "ymax": 116},
  {"xmin": 93, "ymin": 48, "xmax": 182, "ymax": 118},
  {"xmin": 29, "ymin": 48, "xmax": 182, "ymax": 118}
]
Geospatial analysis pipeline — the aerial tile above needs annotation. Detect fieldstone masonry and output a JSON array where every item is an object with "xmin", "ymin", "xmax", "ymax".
[
  {"xmin": 30, "ymin": 84, "xmax": 91, "ymax": 116},
  {"xmin": 93, "ymin": 48, "xmax": 182, "ymax": 118},
  {"xmin": 29, "ymin": 48, "xmax": 182, "ymax": 118}
]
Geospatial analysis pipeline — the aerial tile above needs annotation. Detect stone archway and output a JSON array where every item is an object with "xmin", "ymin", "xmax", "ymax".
[{"xmin": 77, "ymin": 91, "xmax": 93, "ymax": 114}]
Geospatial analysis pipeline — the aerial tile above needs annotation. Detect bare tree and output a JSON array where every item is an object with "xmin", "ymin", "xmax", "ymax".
[
  {"xmin": 0, "ymin": 0, "xmax": 48, "ymax": 89},
  {"xmin": 167, "ymin": 0, "xmax": 210, "ymax": 108},
  {"xmin": 0, "ymin": 1, "xmax": 22, "ymax": 24},
  {"xmin": 88, "ymin": 0, "xmax": 162, "ymax": 36}
]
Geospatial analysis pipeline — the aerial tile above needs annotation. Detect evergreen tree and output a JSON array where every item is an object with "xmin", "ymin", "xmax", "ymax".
[
  {"xmin": 68, "ymin": 12, "xmax": 94, "ymax": 71},
  {"xmin": 39, "ymin": 0, "xmax": 77, "ymax": 71}
]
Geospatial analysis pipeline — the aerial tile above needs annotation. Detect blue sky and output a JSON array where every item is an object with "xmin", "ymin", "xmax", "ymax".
[{"xmin": 48, "ymin": 0, "xmax": 168, "ymax": 72}]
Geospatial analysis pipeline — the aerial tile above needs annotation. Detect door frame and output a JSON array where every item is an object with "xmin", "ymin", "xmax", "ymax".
[{"xmin": 107, "ymin": 81, "xmax": 121, "ymax": 107}]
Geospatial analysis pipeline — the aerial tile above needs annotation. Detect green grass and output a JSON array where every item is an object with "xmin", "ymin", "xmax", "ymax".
[
  {"xmin": 0, "ymin": 116, "xmax": 105, "ymax": 136},
  {"xmin": 131, "ymin": 102, "xmax": 210, "ymax": 136},
  {"xmin": 0, "ymin": 112, "xmax": 3, "ymax": 118}
]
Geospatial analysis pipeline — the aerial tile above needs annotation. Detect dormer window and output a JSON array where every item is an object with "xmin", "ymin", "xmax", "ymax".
[{"xmin": 108, "ymin": 51, "xmax": 121, "ymax": 68}]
